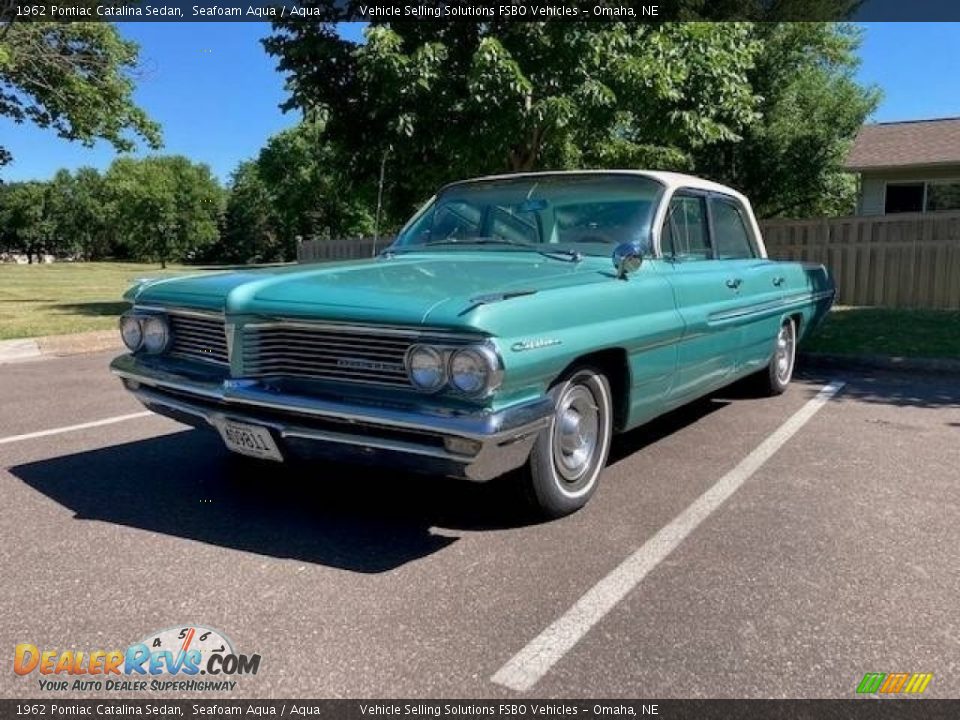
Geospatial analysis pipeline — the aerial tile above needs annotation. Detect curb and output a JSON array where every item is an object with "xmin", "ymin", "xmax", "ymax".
[
  {"xmin": 0, "ymin": 338, "xmax": 42, "ymax": 363},
  {"xmin": 0, "ymin": 330, "xmax": 122, "ymax": 365},
  {"xmin": 800, "ymin": 351, "xmax": 960, "ymax": 376}
]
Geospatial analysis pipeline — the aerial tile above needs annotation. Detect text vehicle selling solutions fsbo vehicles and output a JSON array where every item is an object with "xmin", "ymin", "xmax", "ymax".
[{"xmin": 111, "ymin": 171, "xmax": 835, "ymax": 517}]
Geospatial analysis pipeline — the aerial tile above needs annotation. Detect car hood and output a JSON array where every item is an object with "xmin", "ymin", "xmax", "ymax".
[{"xmin": 129, "ymin": 252, "xmax": 613, "ymax": 328}]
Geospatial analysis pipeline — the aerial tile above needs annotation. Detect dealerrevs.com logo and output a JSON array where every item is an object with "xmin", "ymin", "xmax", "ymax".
[{"xmin": 14, "ymin": 625, "xmax": 261, "ymax": 692}]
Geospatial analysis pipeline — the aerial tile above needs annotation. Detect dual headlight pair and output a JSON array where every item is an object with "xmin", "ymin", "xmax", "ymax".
[
  {"xmin": 120, "ymin": 312, "xmax": 171, "ymax": 354},
  {"xmin": 405, "ymin": 344, "xmax": 502, "ymax": 398}
]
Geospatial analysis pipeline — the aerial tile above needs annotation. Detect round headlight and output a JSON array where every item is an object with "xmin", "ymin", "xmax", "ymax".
[
  {"xmin": 120, "ymin": 315, "xmax": 143, "ymax": 351},
  {"xmin": 406, "ymin": 345, "xmax": 445, "ymax": 391},
  {"xmin": 449, "ymin": 346, "xmax": 498, "ymax": 396},
  {"xmin": 141, "ymin": 316, "xmax": 171, "ymax": 354}
]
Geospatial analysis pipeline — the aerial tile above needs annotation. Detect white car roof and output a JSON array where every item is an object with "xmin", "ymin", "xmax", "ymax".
[{"xmin": 449, "ymin": 169, "xmax": 750, "ymax": 204}]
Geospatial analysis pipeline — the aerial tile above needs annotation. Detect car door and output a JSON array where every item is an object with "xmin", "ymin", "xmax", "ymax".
[
  {"xmin": 659, "ymin": 190, "xmax": 740, "ymax": 401},
  {"xmin": 708, "ymin": 194, "xmax": 784, "ymax": 375}
]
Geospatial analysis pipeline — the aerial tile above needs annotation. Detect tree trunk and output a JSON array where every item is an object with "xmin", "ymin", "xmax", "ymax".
[{"xmin": 507, "ymin": 125, "xmax": 544, "ymax": 172}]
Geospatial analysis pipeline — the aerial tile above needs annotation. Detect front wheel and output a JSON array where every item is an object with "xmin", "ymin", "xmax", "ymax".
[
  {"xmin": 755, "ymin": 318, "xmax": 797, "ymax": 396},
  {"xmin": 522, "ymin": 367, "xmax": 614, "ymax": 518}
]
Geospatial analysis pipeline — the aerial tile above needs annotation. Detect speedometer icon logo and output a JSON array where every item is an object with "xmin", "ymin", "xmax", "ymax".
[{"xmin": 139, "ymin": 625, "xmax": 235, "ymax": 661}]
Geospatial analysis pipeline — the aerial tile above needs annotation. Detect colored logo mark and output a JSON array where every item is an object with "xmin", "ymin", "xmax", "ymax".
[{"xmin": 857, "ymin": 672, "xmax": 933, "ymax": 694}]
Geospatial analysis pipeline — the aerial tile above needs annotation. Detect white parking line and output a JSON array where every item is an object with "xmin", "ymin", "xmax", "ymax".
[
  {"xmin": 491, "ymin": 380, "xmax": 845, "ymax": 692},
  {"xmin": 0, "ymin": 412, "xmax": 153, "ymax": 446}
]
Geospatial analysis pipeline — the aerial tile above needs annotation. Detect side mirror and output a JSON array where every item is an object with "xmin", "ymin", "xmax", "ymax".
[{"xmin": 612, "ymin": 242, "xmax": 643, "ymax": 279}]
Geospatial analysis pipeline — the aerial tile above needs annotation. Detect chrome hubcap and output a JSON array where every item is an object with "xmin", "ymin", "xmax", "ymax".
[
  {"xmin": 552, "ymin": 385, "xmax": 600, "ymax": 483},
  {"xmin": 775, "ymin": 322, "xmax": 795, "ymax": 384}
]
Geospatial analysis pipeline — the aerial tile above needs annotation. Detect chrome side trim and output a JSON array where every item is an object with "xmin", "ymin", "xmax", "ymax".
[{"xmin": 708, "ymin": 289, "xmax": 834, "ymax": 324}]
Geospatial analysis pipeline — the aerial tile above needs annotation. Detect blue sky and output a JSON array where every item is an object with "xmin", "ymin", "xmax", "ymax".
[{"xmin": 1, "ymin": 22, "xmax": 957, "ymax": 184}]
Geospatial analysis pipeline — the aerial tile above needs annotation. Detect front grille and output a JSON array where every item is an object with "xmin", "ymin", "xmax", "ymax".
[
  {"xmin": 168, "ymin": 313, "xmax": 229, "ymax": 366},
  {"xmin": 242, "ymin": 324, "xmax": 463, "ymax": 387}
]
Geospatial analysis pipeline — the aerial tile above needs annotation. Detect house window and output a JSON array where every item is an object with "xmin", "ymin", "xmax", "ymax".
[
  {"xmin": 883, "ymin": 180, "xmax": 960, "ymax": 214},
  {"xmin": 885, "ymin": 183, "xmax": 924, "ymax": 214},
  {"xmin": 927, "ymin": 181, "xmax": 960, "ymax": 212}
]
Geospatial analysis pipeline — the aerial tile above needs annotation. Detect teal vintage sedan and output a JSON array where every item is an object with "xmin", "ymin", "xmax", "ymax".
[{"xmin": 111, "ymin": 171, "xmax": 834, "ymax": 517}]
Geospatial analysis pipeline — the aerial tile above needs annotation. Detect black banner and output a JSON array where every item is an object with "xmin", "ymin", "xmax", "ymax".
[
  {"xmin": 3, "ymin": 700, "xmax": 960, "ymax": 720},
  {"xmin": 3, "ymin": 0, "xmax": 960, "ymax": 23}
]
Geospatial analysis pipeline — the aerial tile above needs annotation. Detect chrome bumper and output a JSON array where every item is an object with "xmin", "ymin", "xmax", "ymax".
[{"xmin": 110, "ymin": 354, "xmax": 552, "ymax": 482}]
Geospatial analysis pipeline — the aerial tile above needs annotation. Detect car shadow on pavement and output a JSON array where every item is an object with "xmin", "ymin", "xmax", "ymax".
[
  {"xmin": 9, "ymin": 378, "xmax": 819, "ymax": 574},
  {"xmin": 608, "ymin": 393, "xmax": 731, "ymax": 464},
  {"xmin": 9, "ymin": 428, "xmax": 536, "ymax": 574},
  {"xmin": 798, "ymin": 367, "xmax": 960, "ymax": 409}
]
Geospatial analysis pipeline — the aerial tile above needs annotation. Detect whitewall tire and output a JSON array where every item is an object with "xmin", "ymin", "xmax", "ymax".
[
  {"xmin": 523, "ymin": 367, "xmax": 613, "ymax": 518},
  {"xmin": 758, "ymin": 318, "xmax": 797, "ymax": 396}
]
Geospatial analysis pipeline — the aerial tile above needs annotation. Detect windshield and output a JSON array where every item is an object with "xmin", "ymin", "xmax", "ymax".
[{"xmin": 392, "ymin": 174, "xmax": 663, "ymax": 257}]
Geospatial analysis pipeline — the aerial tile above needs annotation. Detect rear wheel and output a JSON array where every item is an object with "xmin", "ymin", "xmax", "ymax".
[
  {"xmin": 522, "ymin": 367, "xmax": 613, "ymax": 518},
  {"xmin": 755, "ymin": 318, "xmax": 796, "ymax": 396}
]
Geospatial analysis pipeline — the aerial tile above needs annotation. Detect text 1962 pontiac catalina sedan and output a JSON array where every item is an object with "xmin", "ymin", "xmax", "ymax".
[{"xmin": 111, "ymin": 171, "xmax": 834, "ymax": 517}]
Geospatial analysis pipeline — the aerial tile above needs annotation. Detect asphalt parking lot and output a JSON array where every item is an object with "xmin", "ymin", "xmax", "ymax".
[{"xmin": 1, "ymin": 350, "xmax": 958, "ymax": 699}]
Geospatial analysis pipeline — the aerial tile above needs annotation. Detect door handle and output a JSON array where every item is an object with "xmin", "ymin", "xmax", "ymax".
[
  {"xmin": 772, "ymin": 276, "xmax": 785, "ymax": 287},
  {"xmin": 726, "ymin": 278, "xmax": 742, "ymax": 289}
]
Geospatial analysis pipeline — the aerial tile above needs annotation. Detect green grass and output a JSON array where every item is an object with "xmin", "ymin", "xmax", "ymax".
[
  {"xmin": 0, "ymin": 262, "xmax": 203, "ymax": 340},
  {"xmin": 805, "ymin": 307, "xmax": 960, "ymax": 359}
]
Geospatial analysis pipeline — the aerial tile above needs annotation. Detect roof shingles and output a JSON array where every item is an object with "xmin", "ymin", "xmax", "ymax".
[{"xmin": 845, "ymin": 117, "xmax": 960, "ymax": 171}]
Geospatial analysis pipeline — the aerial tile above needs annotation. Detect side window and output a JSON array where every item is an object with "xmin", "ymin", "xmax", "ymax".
[
  {"xmin": 662, "ymin": 194, "xmax": 711, "ymax": 260},
  {"xmin": 711, "ymin": 197, "xmax": 757, "ymax": 259}
]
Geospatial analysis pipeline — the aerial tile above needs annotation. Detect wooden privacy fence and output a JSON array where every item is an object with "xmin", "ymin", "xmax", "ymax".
[
  {"xmin": 300, "ymin": 212, "xmax": 960, "ymax": 309},
  {"xmin": 762, "ymin": 211, "xmax": 960, "ymax": 309}
]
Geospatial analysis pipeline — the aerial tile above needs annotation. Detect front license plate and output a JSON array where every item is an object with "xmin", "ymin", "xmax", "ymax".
[{"xmin": 217, "ymin": 420, "xmax": 283, "ymax": 462}]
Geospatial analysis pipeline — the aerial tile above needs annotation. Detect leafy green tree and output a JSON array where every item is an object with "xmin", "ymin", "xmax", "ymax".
[
  {"xmin": 253, "ymin": 121, "xmax": 376, "ymax": 256},
  {"xmin": 104, "ymin": 156, "xmax": 223, "ymax": 267},
  {"xmin": 65, "ymin": 167, "xmax": 113, "ymax": 259},
  {"xmin": 693, "ymin": 23, "xmax": 880, "ymax": 217},
  {"xmin": 46, "ymin": 166, "xmax": 119, "ymax": 260},
  {"xmin": 265, "ymin": 22, "xmax": 763, "ymax": 224},
  {"xmin": 0, "ymin": 181, "xmax": 51, "ymax": 262},
  {"xmin": 266, "ymin": 18, "xmax": 877, "ymax": 224},
  {"xmin": 0, "ymin": 22, "xmax": 162, "ymax": 172},
  {"xmin": 218, "ymin": 161, "xmax": 279, "ymax": 263},
  {"xmin": 44, "ymin": 169, "xmax": 79, "ymax": 256}
]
